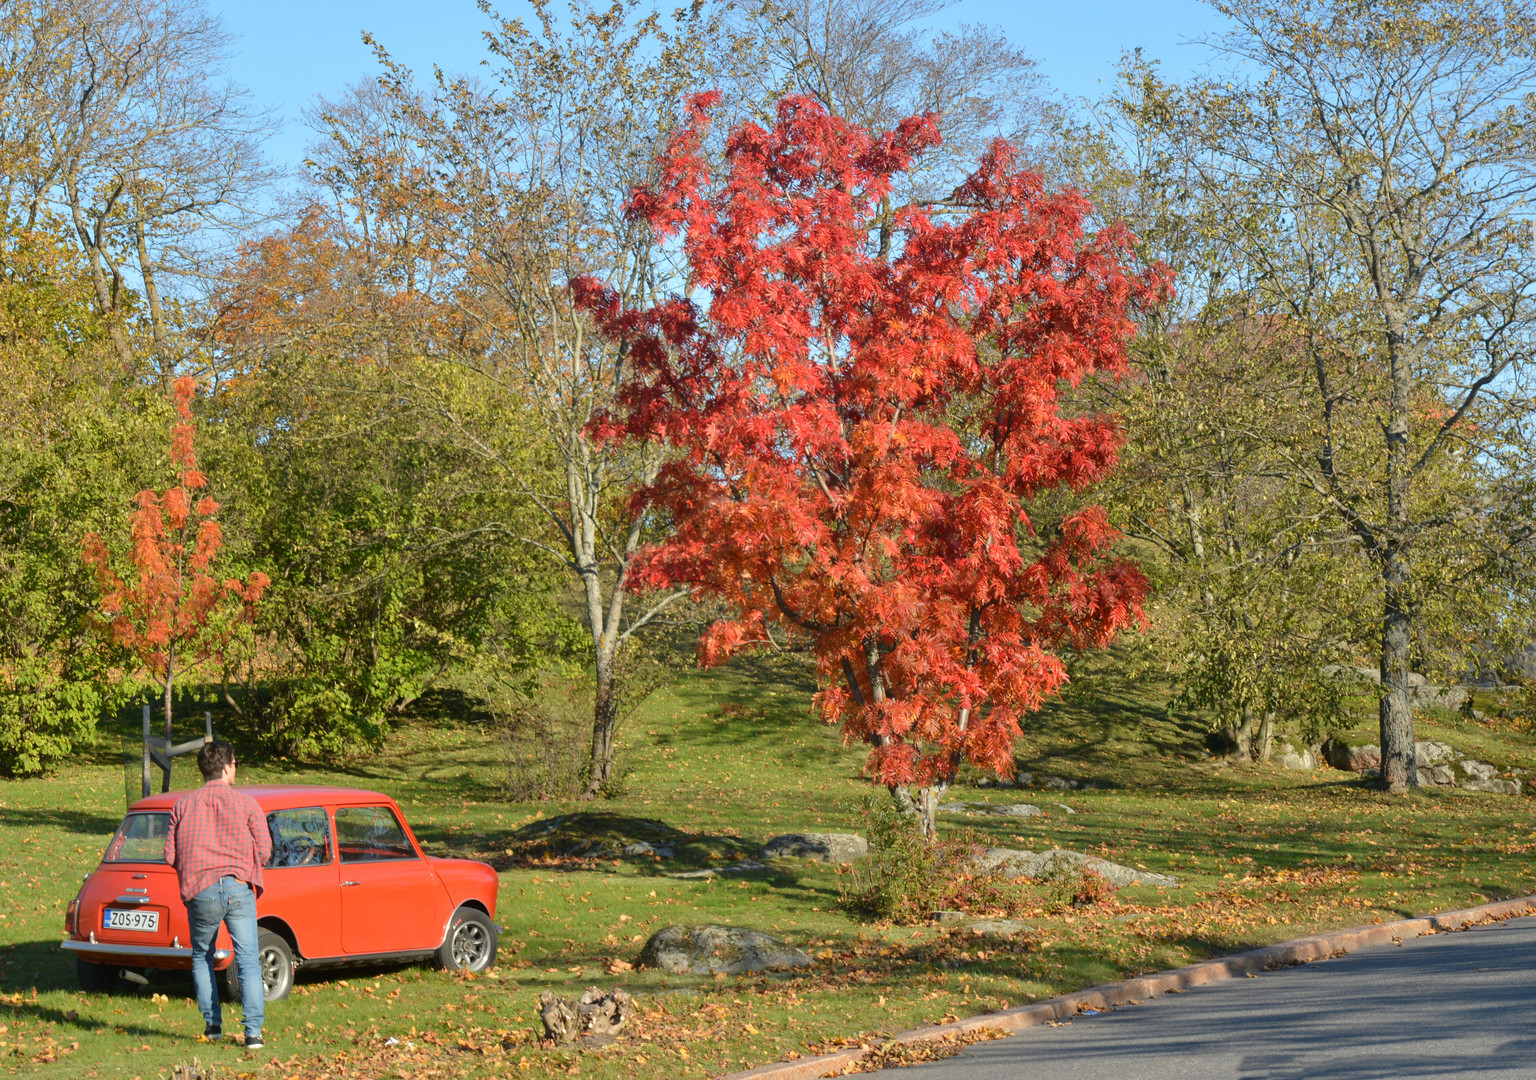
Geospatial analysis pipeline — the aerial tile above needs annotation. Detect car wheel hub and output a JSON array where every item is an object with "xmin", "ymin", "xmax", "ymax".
[
  {"xmin": 261, "ymin": 947, "xmax": 285, "ymax": 991},
  {"xmin": 451, "ymin": 922, "xmax": 488, "ymax": 968}
]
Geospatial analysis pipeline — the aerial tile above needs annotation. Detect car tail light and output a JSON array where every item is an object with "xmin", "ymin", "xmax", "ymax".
[{"xmin": 65, "ymin": 897, "xmax": 80, "ymax": 935}]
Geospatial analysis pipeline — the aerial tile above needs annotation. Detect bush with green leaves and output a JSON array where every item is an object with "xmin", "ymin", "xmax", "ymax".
[{"xmin": 840, "ymin": 797, "xmax": 1037, "ymax": 924}]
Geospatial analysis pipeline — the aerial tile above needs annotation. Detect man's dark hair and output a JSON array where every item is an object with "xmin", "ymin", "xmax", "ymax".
[{"xmin": 198, "ymin": 739, "xmax": 236, "ymax": 781}]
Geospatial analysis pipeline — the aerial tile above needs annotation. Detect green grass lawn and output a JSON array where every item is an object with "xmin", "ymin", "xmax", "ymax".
[{"xmin": 1, "ymin": 654, "xmax": 1533, "ymax": 1079}]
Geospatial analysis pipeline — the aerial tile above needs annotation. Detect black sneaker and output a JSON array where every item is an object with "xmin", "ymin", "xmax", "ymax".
[
  {"xmin": 244, "ymin": 1036, "xmax": 265, "ymax": 1050},
  {"xmin": 203, "ymin": 1025, "xmax": 222, "ymax": 1040}
]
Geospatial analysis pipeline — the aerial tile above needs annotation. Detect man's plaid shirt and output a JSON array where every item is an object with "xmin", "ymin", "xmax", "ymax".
[{"xmin": 163, "ymin": 781, "xmax": 272, "ymax": 903}]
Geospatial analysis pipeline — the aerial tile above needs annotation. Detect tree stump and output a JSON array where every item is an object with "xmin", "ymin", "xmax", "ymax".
[
  {"xmin": 539, "ymin": 986, "xmax": 633, "ymax": 1047},
  {"xmin": 538, "ymin": 990, "xmax": 577, "ymax": 1044}
]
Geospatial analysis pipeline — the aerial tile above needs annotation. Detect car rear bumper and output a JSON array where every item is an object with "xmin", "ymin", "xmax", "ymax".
[{"xmin": 62, "ymin": 939, "xmax": 231, "ymax": 965}]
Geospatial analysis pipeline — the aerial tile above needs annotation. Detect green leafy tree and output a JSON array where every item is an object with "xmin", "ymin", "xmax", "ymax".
[{"xmin": 206, "ymin": 212, "xmax": 572, "ymax": 759}]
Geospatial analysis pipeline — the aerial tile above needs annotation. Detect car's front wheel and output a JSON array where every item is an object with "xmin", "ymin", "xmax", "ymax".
[
  {"xmin": 221, "ymin": 929, "xmax": 295, "ymax": 1002},
  {"xmin": 436, "ymin": 907, "xmax": 497, "ymax": 973}
]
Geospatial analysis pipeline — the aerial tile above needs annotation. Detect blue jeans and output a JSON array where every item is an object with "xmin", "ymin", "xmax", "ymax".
[{"xmin": 186, "ymin": 877, "xmax": 263, "ymax": 1038}]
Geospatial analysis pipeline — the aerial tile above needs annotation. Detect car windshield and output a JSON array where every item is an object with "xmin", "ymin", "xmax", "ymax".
[{"xmin": 105, "ymin": 813, "xmax": 170, "ymax": 862}]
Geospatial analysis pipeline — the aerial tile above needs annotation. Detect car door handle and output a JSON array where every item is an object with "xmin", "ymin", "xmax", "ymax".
[{"xmin": 342, "ymin": 880, "xmax": 362, "ymax": 887}]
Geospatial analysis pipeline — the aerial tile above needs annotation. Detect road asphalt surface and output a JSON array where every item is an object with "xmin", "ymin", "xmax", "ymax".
[{"xmin": 865, "ymin": 913, "xmax": 1536, "ymax": 1080}]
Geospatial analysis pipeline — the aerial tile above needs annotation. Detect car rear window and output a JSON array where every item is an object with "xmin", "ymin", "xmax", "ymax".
[{"xmin": 105, "ymin": 813, "xmax": 170, "ymax": 863}]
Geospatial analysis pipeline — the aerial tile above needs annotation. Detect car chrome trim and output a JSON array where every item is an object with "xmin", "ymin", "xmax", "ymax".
[
  {"xmin": 113, "ymin": 896, "xmax": 152, "ymax": 904},
  {"xmin": 62, "ymin": 940, "xmax": 231, "ymax": 961}
]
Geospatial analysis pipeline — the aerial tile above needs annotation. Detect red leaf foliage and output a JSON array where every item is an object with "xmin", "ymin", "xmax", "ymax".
[
  {"xmin": 579, "ymin": 96, "xmax": 1168, "ymax": 786},
  {"xmin": 81, "ymin": 377, "xmax": 269, "ymax": 682}
]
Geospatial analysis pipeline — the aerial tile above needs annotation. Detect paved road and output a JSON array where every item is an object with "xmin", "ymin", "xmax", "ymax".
[{"xmin": 868, "ymin": 914, "xmax": 1536, "ymax": 1080}]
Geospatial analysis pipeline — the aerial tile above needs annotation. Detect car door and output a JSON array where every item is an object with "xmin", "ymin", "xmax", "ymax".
[
  {"xmin": 334, "ymin": 804, "xmax": 449, "ymax": 955},
  {"xmin": 262, "ymin": 806, "xmax": 341, "ymax": 959}
]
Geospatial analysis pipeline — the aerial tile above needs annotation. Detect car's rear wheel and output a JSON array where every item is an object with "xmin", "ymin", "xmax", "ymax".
[
  {"xmin": 436, "ymin": 907, "xmax": 497, "ymax": 973},
  {"xmin": 76, "ymin": 957, "xmax": 113, "ymax": 993},
  {"xmin": 220, "ymin": 929, "xmax": 295, "ymax": 1002}
]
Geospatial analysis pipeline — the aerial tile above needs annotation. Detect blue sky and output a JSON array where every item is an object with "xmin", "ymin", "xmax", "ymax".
[{"xmin": 211, "ymin": 0, "xmax": 1230, "ymax": 176}]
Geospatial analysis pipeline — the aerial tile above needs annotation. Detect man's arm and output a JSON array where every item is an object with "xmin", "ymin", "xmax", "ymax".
[
  {"xmin": 164, "ymin": 803, "xmax": 180, "ymax": 867},
  {"xmin": 248, "ymin": 800, "xmax": 272, "ymax": 867}
]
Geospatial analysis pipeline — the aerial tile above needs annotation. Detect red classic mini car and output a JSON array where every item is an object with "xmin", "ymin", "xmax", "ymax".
[{"xmin": 61, "ymin": 786, "xmax": 499, "ymax": 1000}]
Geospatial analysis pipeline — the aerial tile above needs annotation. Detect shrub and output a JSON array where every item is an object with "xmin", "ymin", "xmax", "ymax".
[
  {"xmin": 0, "ymin": 655, "xmax": 119, "ymax": 776},
  {"xmin": 841, "ymin": 796, "xmax": 1037, "ymax": 924},
  {"xmin": 1039, "ymin": 862, "xmax": 1118, "ymax": 911},
  {"xmin": 494, "ymin": 676, "xmax": 596, "ymax": 801}
]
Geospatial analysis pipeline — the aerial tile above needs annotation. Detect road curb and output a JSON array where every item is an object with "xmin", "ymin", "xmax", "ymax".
[{"xmin": 719, "ymin": 893, "xmax": 1536, "ymax": 1080}]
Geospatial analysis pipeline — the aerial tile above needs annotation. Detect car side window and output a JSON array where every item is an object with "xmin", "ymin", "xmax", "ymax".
[
  {"xmin": 266, "ymin": 807, "xmax": 333, "ymax": 868},
  {"xmin": 335, "ymin": 806, "xmax": 417, "ymax": 863}
]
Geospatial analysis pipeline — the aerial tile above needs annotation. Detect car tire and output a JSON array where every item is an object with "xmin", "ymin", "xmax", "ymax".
[
  {"xmin": 436, "ymin": 907, "xmax": 497, "ymax": 973},
  {"xmin": 220, "ymin": 929, "xmax": 296, "ymax": 1003},
  {"xmin": 76, "ymin": 957, "xmax": 113, "ymax": 993}
]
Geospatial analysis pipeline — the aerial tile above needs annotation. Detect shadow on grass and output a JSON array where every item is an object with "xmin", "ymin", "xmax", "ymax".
[
  {"xmin": 0, "ymin": 807, "xmax": 124, "ymax": 837},
  {"xmin": 502, "ymin": 812, "xmax": 762, "ymax": 873},
  {"xmin": 0, "ymin": 940, "xmax": 186, "ymax": 1019}
]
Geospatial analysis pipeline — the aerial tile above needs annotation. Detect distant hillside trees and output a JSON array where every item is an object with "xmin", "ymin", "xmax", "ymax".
[{"xmin": 1074, "ymin": 0, "xmax": 1536, "ymax": 782}]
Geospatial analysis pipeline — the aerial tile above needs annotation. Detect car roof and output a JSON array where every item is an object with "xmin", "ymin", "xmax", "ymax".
[{"xmin": 126, "ymin": 785, "xmax": 400, "ymax": 813}]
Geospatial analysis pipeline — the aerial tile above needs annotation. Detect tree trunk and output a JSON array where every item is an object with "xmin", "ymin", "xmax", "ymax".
[
  {"xmin": 162, "ymin": 650, "xmax": 175, "ymax": 793},
  {"xmin": 915, "ymin": 782, "xmax": 946, "ymax": 841},
  {"xmin": 1379, "ymin": 546, "xmax": 1417, "ymax": 791},
  {"xmin": 1253, "ymin": 710, "xmax": 1275, "ymax": 762},
  {"xmin": 1379, "ymin": 315, "xmax": 1418, "ymax": 794},
  {"xmin": 585, "ymin": 652, "xmax": 619, "ymax": 797},
  {"xmin": 1233, "ymin": 708, "xmax": 1255, "ymax": 761}
]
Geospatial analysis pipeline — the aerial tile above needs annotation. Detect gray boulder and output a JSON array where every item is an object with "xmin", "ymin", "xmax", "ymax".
[
  {"xmin": 975, "ymin": 847, "xmax": 1178, "ymax": 888},
  {"xmin": 1418, "ymin": 764, "xmax": 1455, "ymax": 787},
  {"xmin": 972, "ymin": 771, "xmax": 1036, "ymax": 789},
  {"xmin": 621, "ymin": 841, "xmax": 675, "ymax": 858},
  {"xmin": 939, "ymin": 802, "xmax": 1044, "ymax": 818},
  {"xmin": 1461, "ymin": 777, "xmax": 1522, "ymax": 795},
  {"xmin": 959, "ymin": 919, "xmax": 1034, "ymax": 938},
  {"xmin": 1320, "ymin": 664, "xmax": 1381, "ymax": 685},
  {"xmin": 1415, "ymin": 740, "xmax": 1455, "ymax": 766},
  {"xmin": 636, "ymin": 925, "xmax": 813, "ymax": 976},
  {"xmin": 1457, "ymin": 759, "xmax": 1498, "ymax": 782},
  {"xmin": 1272, "ymin": 742, "xmax": 1317, "ymax": 770},
  {"xmin": 1414, "ymin": 685, "xmax": 1469, "ymax": 711},
  {"xmin": 670, "ymin": 861, "xmax": 766, "ymax": 879},
  {"xmin": 759, "ymin": 833, "xmax": 869, "ymax": 863},
  {"xmin": 1323, "ymin": 739, "xmax": 1381, "ymax": 772},
  {"xmin": 1321, "ymin": 665, "xmax": 1469, "ymax": 709}
]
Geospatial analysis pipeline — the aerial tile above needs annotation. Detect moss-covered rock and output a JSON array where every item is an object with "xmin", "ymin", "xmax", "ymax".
[{"xmin": 635, "ymin": 925, "xmax": 813, "ymax": 975}]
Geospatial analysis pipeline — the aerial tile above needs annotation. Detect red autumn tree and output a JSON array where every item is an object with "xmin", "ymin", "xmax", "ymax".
[
  {"xmin": 82, "ymin": 377, "xmax": 268, "ymax": 785},
  {"xmin": 578, "ymin": 95, "xmax": 1166, "ymax": 836}
]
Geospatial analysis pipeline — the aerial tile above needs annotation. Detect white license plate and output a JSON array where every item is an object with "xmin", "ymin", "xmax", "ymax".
[{"xmin": 103, "ymin": 908, "xmax": 159, "ymax": 933}]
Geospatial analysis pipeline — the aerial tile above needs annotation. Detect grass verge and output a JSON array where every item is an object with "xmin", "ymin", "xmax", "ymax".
[{"xmin": 0, "ymin": 654, "xmax": 1532, "ymax": 1078}]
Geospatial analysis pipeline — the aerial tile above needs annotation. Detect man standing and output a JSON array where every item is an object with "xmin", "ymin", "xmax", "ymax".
[{"xmin": 164, "ymin": 740, "xmax": 271, "ymax": 1049}]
